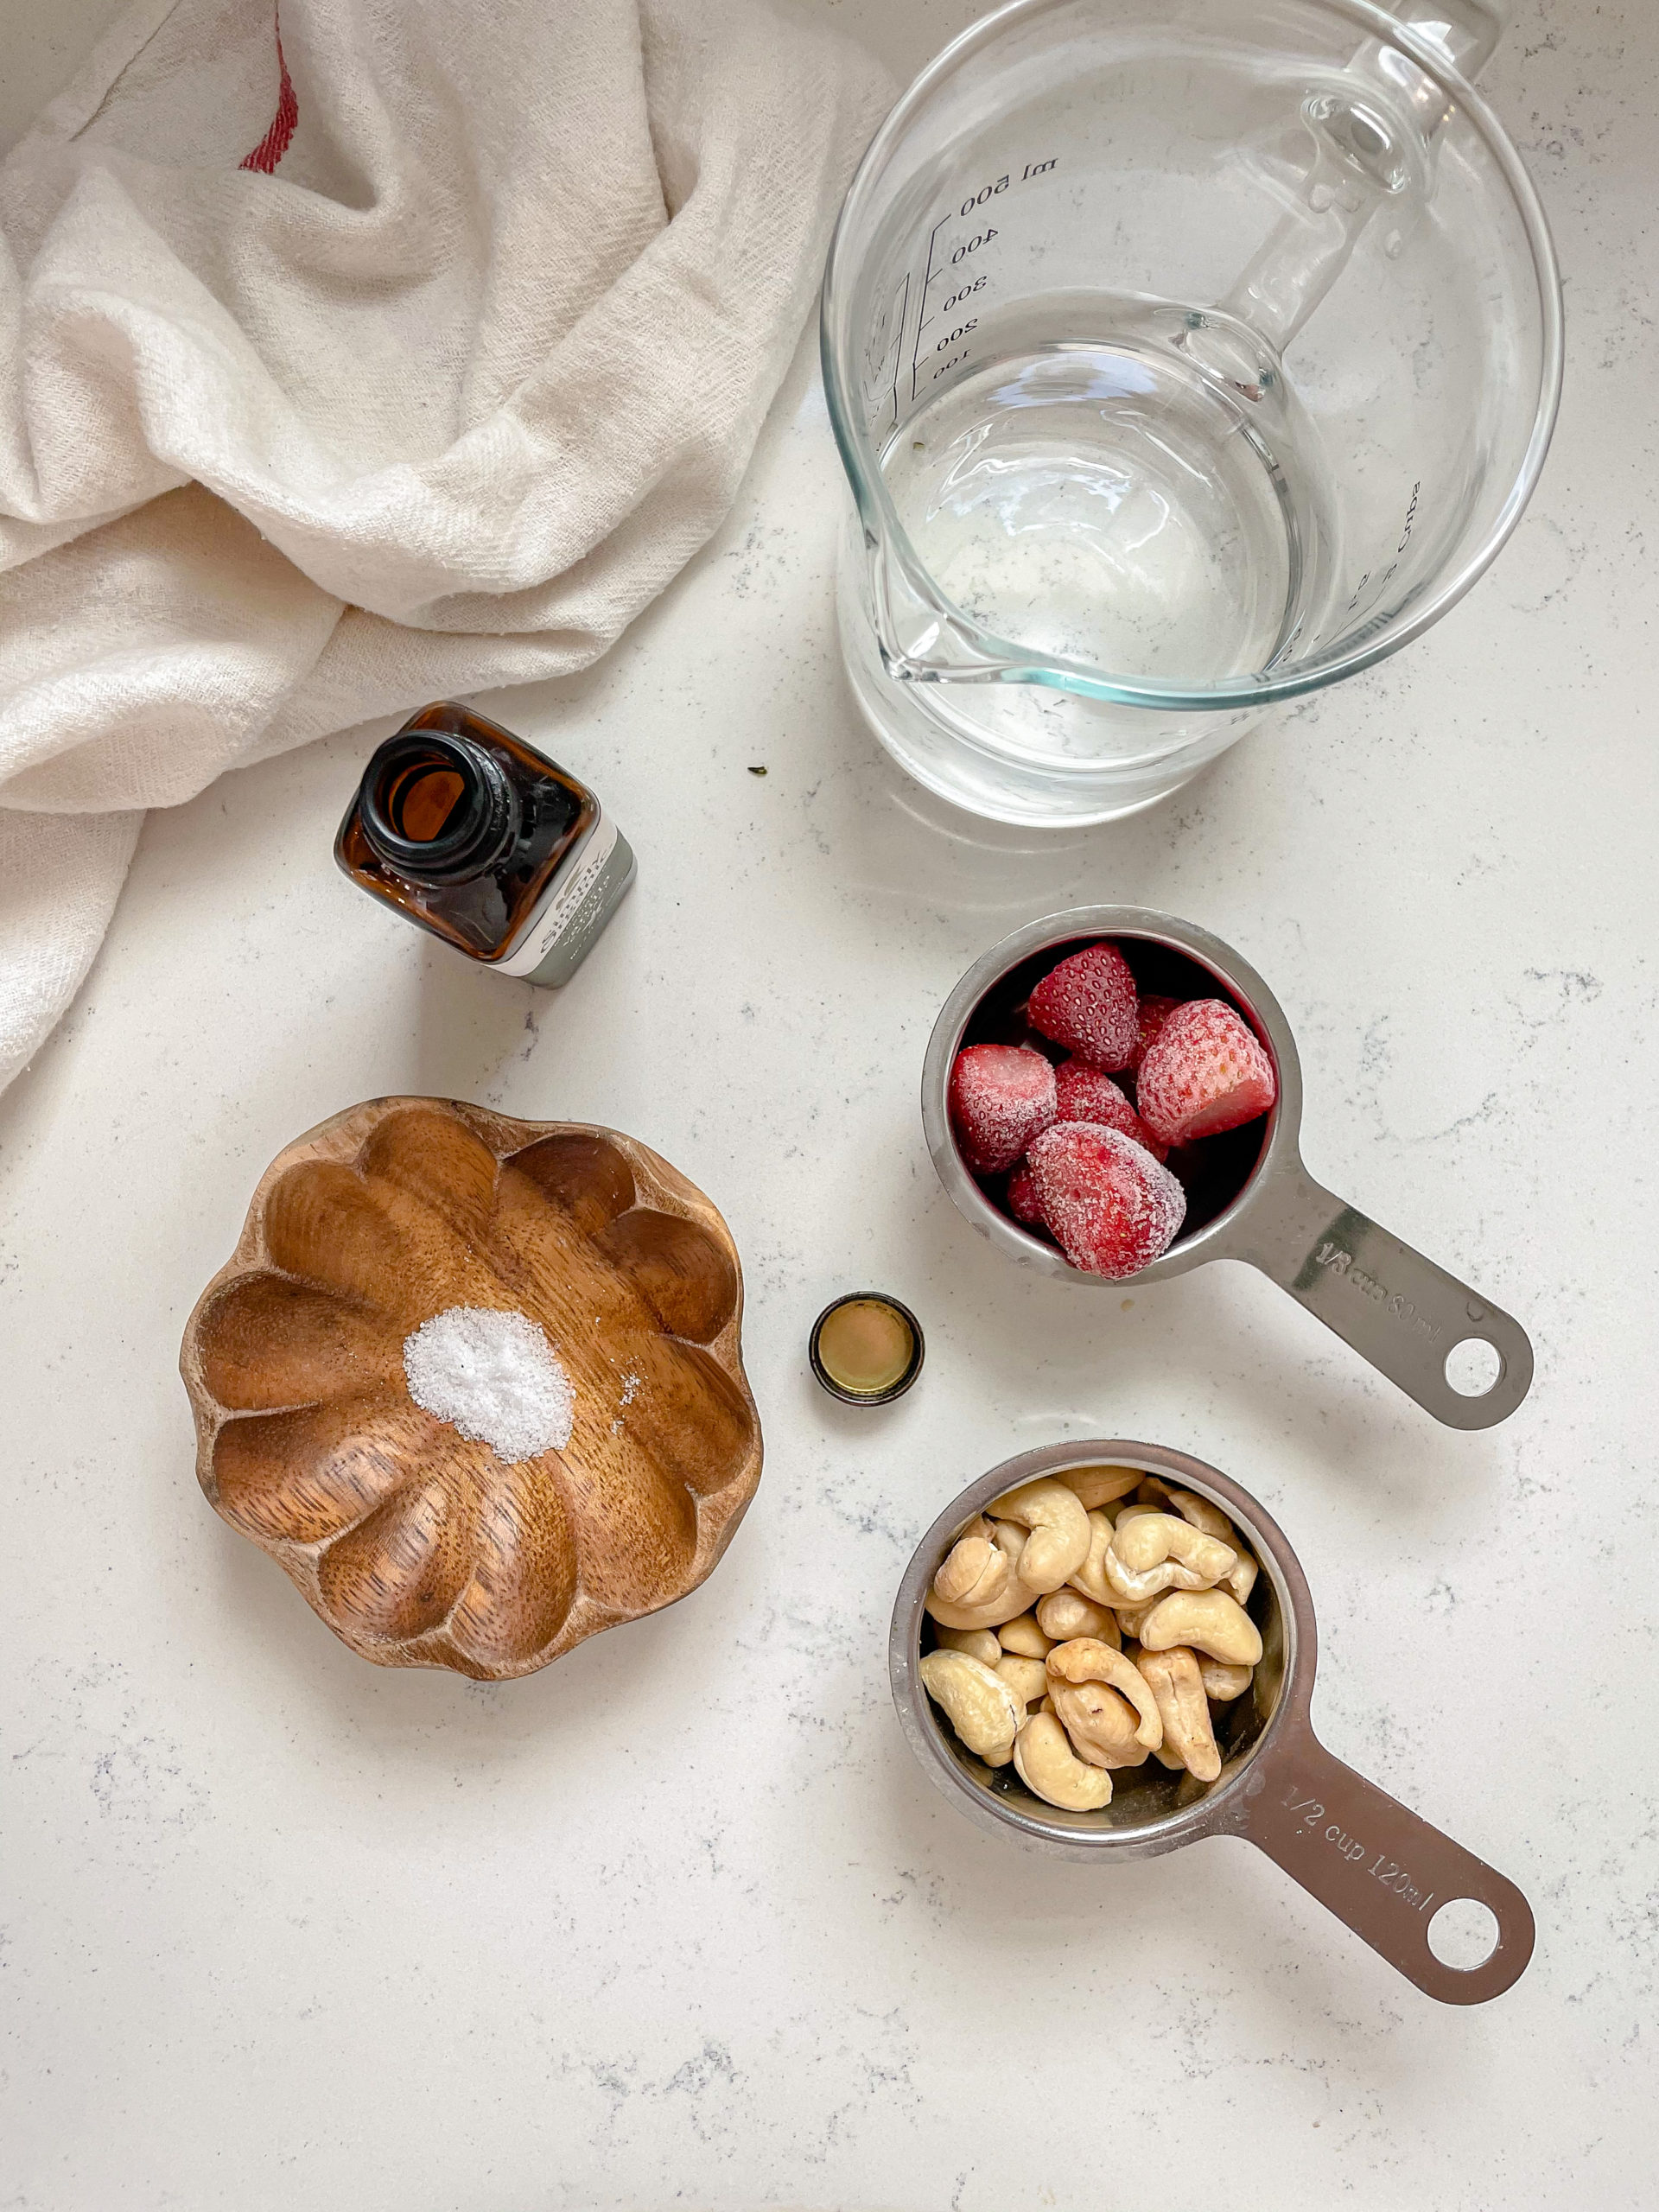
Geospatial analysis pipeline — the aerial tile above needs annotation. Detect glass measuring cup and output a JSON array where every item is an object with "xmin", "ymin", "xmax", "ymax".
[
  {"xmin": 919, "ymin": 906, "xmax": 1534, "ymax": 1427},
  {"xmin": 890, "ymin": 1441, "xmax": 1535, "ymax": 2003},
  {"xmin": 823, "ymin": 0, "xmax": 1563, "ymax": 824}
]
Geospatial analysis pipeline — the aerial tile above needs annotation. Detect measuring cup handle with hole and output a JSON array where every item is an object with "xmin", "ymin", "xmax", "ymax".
[
  {"xmin": 1231, "ymin": 1158, "xmax": 1534, "ymax": 1429},
  {"xmin": 1219, "ymin": 1726, "xmax": 1536, "ymax": 2004}
]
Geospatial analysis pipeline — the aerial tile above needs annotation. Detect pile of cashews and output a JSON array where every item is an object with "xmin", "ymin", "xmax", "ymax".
[{"xmin": 917, "ymin": 1465, "xmax": 1264, "ymax": 1812}]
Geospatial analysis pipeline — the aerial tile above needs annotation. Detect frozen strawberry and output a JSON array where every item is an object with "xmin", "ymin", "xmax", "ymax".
[
  {"xmin": 948, "ymin": 1044, "xmax": 1057, "ymax": 1174},
  {"xmin": 1052, "ymin": 1058, "xmax": 1170, "ymax": 1162},
  {"xmin": 1128, "ymin": 994, "xmax": 1181, "ymax": 1072},
  {"xmin": 1026, "ymin": 1122, "xmax": 1186, "ymax": 1279},
  {"xmin": 1135, "ymin": 999, "xmax": 1276, "ymax": 1146},
  {"xmin": 1027, "ymin": 943, "xmax": 1138, "ymax": 1071},
  {"xmin": 1006, "ymin": 1161, "xmax": 1046, "ymax": 1227}
]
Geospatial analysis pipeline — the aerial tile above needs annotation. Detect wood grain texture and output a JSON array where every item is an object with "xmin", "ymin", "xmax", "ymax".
[{"xmin": 180, "ymin": 1099, "xmax": 762, "ymax": 1680}]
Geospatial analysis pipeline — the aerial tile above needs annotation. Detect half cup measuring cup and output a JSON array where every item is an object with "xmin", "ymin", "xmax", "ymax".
[
  {"xmin": 920, "ymin": 906, "xmax": 1533, "ymax": 1428},
  {"xmin": 891, "ymin": 1440, "xmax": 1535, "ymax": 2004},
  {"xmin": 823, "ymin": 0, "xmax": 1562, "ymax": 824}
]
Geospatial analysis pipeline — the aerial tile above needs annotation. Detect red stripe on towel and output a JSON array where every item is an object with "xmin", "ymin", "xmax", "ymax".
[{"xmin": 239, "ymin": 12, "xmax": 297, "ymax": 173}]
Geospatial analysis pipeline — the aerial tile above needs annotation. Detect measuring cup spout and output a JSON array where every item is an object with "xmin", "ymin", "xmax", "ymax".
[
  {"xmin": 1217, "ymin": 0, "xmax": 1506, "ymax": 354},
  {"xmin": 865, "ymin": 531, "xmax": 1017, "ymax": 686}
]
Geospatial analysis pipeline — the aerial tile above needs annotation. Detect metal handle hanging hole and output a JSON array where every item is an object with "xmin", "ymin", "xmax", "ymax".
[
  {"xmin": 1427, "ymin": 1897, "xmax": 1501, "ymax": 1970},
  {"xmin": 1444, "ymin": 1338, "xmax": 1504, "ymax": 1397}
]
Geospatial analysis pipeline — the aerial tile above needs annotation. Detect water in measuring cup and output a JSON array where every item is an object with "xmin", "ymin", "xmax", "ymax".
[{"xmin": 880, "ymin": 308, "xmax": 1329, "ymax": 696}]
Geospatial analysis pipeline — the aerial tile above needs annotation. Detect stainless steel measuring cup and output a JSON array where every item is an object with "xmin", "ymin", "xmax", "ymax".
[
  {"xmin": 920, "ymin": 906, "xmax": 1532, "ymax": 1428},
  {"xmin": 891, "ymin": 1440, "xmax": 1535, "ymax": 2004}
]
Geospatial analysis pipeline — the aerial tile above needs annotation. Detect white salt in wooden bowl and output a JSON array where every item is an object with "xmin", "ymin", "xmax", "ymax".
[{"xmin": 180, "ymin": 1098, "xmax": 761, "ymax": 1680}]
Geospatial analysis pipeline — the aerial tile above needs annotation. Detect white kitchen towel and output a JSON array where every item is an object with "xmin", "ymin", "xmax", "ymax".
[{"xmin": 0, "ymin": 0, "xmax": 889, "ymax": 1090}]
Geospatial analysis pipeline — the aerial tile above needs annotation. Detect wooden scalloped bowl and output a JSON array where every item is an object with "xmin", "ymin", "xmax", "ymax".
[{"xmin": 180, "ymin": 1098, "xmax": 762, "ymax": 1680}]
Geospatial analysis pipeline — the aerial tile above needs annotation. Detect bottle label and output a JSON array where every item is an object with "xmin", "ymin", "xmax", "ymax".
[{"xmin": 494, "ymin": 812, "xmax": 624, "ymax": 980}]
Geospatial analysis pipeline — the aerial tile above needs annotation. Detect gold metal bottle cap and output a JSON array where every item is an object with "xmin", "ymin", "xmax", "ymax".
[{"xmin": 809, "ymin": 1293, "xmax": 925, "ymax": 1406}]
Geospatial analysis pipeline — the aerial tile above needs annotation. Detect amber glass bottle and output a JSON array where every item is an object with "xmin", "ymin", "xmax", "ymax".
[{"xmin": 334, "ymin": 702, "xmax": 634, "ymax": 985}]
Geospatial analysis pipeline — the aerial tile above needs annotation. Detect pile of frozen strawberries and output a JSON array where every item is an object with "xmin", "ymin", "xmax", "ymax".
[{"xmin": 947, "ymin": 940, "xmax": 1277, "ymax": 1280}]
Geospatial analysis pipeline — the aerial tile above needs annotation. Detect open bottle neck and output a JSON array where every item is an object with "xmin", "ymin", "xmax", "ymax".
[{"xmin": 359, "ymin": 731, "xmax": 521, "ymax": 886}]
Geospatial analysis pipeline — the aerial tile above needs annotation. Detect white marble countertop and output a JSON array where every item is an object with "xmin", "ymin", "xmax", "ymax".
[{"xmin": 3, "ymin": 2, "xmax": 1655, "ymax": 2205}]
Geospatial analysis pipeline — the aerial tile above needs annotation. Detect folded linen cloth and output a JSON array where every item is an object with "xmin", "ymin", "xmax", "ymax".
[{"xmin": 0, "ymin": 0, "xmax": 888, "ymax": 1090}]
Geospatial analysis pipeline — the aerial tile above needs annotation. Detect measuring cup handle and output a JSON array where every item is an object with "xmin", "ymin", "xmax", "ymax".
[
  {"xmin": 1215, "ymin": 1, "xmax": 1505, "ymax": 353},
  {"xmin": 1230, "ymin": 1727, "xmax": 1535, "ymax": 2004},
  {"xmin": 1235, "ymin": 1160, "xmax": 1533, "ymax": 1427}
]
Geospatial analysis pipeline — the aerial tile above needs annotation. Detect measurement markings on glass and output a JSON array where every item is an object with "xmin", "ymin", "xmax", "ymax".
[
  {"xmin": 862, "ymin": 270, "xmax": 911, "ymax": 434},
  {"xmin": 907, "ymin": 156, "xmax": 1058, "ymax": 401},
  {"xmin": 1281, "ymin": 1789, "xmax": 1436, "ymax": 1912},
  {"xmin": 907, "ymin": 210, "xmax": 957, "ymax": 401},
  {"xmin": 1345, "ymin": 480, "xmax": 1423, "ymax": 612}
]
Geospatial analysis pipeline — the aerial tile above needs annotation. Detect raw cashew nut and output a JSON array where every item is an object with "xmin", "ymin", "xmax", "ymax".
[
  {"xmin": 932, "ymin": 1626, "xmax": 1002, "ymax": 1667},
  {"xmin": 1147, "ymin": 1496, "xmax": 1259, "ymax": 1606},
  {"xmin": 1203, "ymin": 1654, "xmax": 1256, "ymax": 1699},
  {"xmin": 1110, "ymin": 1512, "xmax": 1237, "ymax": 1586},
  {"xmin": 1066, "ymin": 1510, "xmax": 1118, "ymax": 1605},
  {"xmin": 986, "ymin": 1480, "xmax": 1091, "ymax": 1592},
  {"xmin": 1050, "ymin": 1679, "xmax": 1149, "ymax": 1769},
  {"xmin": 918, "ymin": 1649, "xmax": 1022, "ymax": 1759},
  {"xmin": 995, "ymin": 1654, "xmax": 1050, "ymax": 1710},
  {"xmin": 1199, "ymin": 1658, "xmax": 1254, "ymax": 1702},
  {"xmin": 1035, "ymin": 1590, "xmax": 1118, "ymax": 1646},
  {"xmin": 1046, "ymin": 1638, "xmax": 1163, "ymax": 1749},
  {"xmin": 998, "ymin": 1612, "xmax": 1053, "ymax": 1660},
  {"xmin": 1165, "ymin": 1487, "xmax": 1235, "ymax": 1541},
  {"xmin": 1100, "ymin": 1548, "xmax": 1208, "ymax": 1605},
  {"xmin": 932, "ymin": 1536, "xmax": 1008, "ymax": 1609},
  {"xmin": 990, "ymin": 1518, "xmax": 1027, "ymax": 1567},
  {"xmin": 1138, "ymin": 1590, "xmax": 1263, "ymax": 1667},
  {"xmin": 1013, "ymin": 1712, "xmax": 1114, "ymax": 1810},
  {"xmin": 1054, "ymin": 1464, "xmax": 1144, "ymax": 1510},
  {"xmin": 1224, "ymin": 1549, "xmax": 1258, "ymax": 1607},
  {"xmin": 1111, "ymin": 1593, "xmax": 1166, "ymax": 1640},
  {"xmin": 925, "ymin": 1535, "xmax": 1040, "ymax": 1630},
  {"xmin": 1135, "ymin": 1646, "xmax": 1222, "ymax": 1783},
  {"xmin": 926, "ymin": 1585, "xmax": 1039, "ymax": 1630}
]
